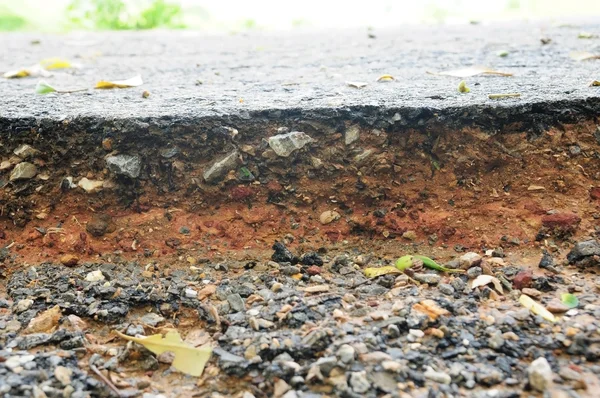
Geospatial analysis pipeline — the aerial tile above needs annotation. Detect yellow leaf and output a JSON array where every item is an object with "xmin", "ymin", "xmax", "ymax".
[
  {"xmin": 428, "ymin": 66, "xmax": 512, "ymax": 78},
  {"xmin": 457, "ymin": 80, "xmax": 470, "ymax": 93},
  {"xmin": 39, "ymin": 58, "xmax": 72, "ymax": 70},
  {"xmin": 95, "ymin": 75, "xmax": 143, "ymax": 89},
  {"xmin": 364, "ymin": 266, "xmax": 403, "ymax": 278},
  {"xmin": 4, "ymin": 64, "xmax": 50, "ymax": 79},
  {"xmin": 590, "ymin": 80, "xmax": 600, "ymax": 87},
  {"xmin": 376, "ymin": 74, "xmax": 395, "ymax": 82},
  {"xmin": 471, "ymin": 274, "xmax": 503, "ymax": 294},
  {"xmin": 519, "ymin": 295, "xmax": 556, "ymax": 323},
  {"xmin": 413, "ymin": 299, "xmax": 450, "ymax": 321},
  {"xmin": 569, "ymin": 51, "xmax": 600, "ymax": 61},
  {"xmin": 115, "ymin": 330, "xmax": 211, "ymax": 376}
]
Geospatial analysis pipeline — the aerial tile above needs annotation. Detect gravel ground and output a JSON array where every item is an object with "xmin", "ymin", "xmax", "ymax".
[{"xmin": 1, "ymin": 239, "xmax": 600, "ymax": 397}]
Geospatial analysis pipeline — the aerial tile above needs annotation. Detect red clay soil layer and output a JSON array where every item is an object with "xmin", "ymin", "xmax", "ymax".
[{"xmin": 1, "ymin": 120, "xmax": 600, "ymax": 268}]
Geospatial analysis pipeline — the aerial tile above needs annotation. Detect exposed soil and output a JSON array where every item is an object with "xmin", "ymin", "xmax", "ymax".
[{"xmin": 1, "ymin": 119, "xmax": 600, "ymax": 397}]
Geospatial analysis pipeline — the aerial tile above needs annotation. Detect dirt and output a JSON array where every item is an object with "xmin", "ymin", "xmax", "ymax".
[{"xmin": 1, "ymin": 118, "xmax": 600, "ymax": 397}]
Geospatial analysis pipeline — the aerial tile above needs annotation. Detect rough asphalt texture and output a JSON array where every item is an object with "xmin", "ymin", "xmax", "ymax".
[{"xmin": 1, "ymin": 20, "xmax": 600, "ymax": 133}]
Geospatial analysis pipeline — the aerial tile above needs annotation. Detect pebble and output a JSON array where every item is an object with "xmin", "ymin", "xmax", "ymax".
[
  {"xmin": 336, "ymin": 344, "xmax": 356, "ymax": 364},
  {"xmin": 10, "ymin": 162, "xmax": 37, "ymax": 181},
  {"xmin": 54, "ymin": 366, "xmax": 72, "ymax": 386},
  {"xmin": 424, "ymin": 367, "xmax": 451, "ymax": 384},
  {"xmin": 271, "ymin": 282, "xmax": 283, "ymax": 292},
  {"xmin": 15, "ymin": 299, "xmax": 34, "ymax": 313},
  {"xmin": 106, "ymin": 154, "xmax": 142, "ymax": 178},
  {"xmin": 344, "ymin": 125, "xmax": 360, "ymax": 145},
  {"xmin": 413, "ymin": 273, "xmax": 441, "ymax": 285},
  {"xmin": 521, "ymin": 287, "xmax": 542, "ymax": 298},
  {"xmin": 402, "ymin": 230, "xmax": 417, "ymax": 240},
  {"xmin": 223, "ymin": 294, "xmax": 245, "ymax": 315},
  {"xmin": 466, "ymin": 267, "xmax": 483, "ymax": 278},
  {"xmin": 273, "ymin": 379, "xmax": 291, "ymax": 397},
  {"xmin": 438, "ymin": 283, "xmax": 455, "ymax": 295},
  {"xmin": 13, "ymin": 144, "xmax": 39, "ymax": 159},
  {"xmin": 349, "ymin": 371, "xmax": 371, "ymax": 393},
  {"xmin": 546, "ymin": 299, "xmax": 570, "ymax": 313},
  {"xmin": 184, "ymin": 288, "xmax": 197, "ymax": 298},
  {"xmin": 85, "ymin": 270, "xmax": 105, "ymax": 282},
  {"xmin": 77, "ymin": 177, "xmax": 104, "ymax": 193},
  {"xmin": 319, "ymin": 210, "xmax": 341, "ymax": 225},
  {"xmin": 268, "ymin": 131, "xmax": 314, "ymax": 157},
  {"xmin": 203, "ymin": 150, "xmax": 240, "ymax": 183},
  {"xmin": 459, "ymin": 252, "xmax": 482, "ymax": 269},
  {"xmin": 304, "ymin": 285, "xmax": 330, "ymax": 293},
  {"xmin": 60, "ymin": 254, "xmax": 79, "ymax": 267},
  {"xmin": 528, "ymin": 357, "xmax": 554, "ymax": 392}
]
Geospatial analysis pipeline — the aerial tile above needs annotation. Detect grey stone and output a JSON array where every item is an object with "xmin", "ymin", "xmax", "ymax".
[
  {"xmin": 459, "ymin": 252, "xmax": 482, "ymax": 269},
  {"xmin": 438, "ymin": 283, "xmax": 455, "ymax": 295},
  {"xmin": 349, "ymin": 371, "xmax": 370, "ymax": 394},
  {"xmin": 567, "ymin": 240, "xmax": 600, "ymax": 263},
  {"xmin": 336, "ymin": 344, "xmax": 355, "ymax": 364},
  {"xmin": 106, "ymin": 154, "xmax": 141, "ymax": 178},
  {"xmin": 140, "ymin": 313, "xmax": 165, "ymax": 327},
  {"xmin": 344, "ymin": 125, "xmax": 360, "ymax": 145},
  {"xmin": 227, "ymin": 293, "xmax": 245, "ymax": 312},
  {"xmin": 424, "ymin": 367, "xmax": 451, "ymax": 384},
  {"xmin": 9, "ymin": 162, "xmax": 37, "ymax": 181},
  {"xmin": 268, "ymin": 131, "xmax": 314, "ymax": 157},
  {"xmin": 413, "ymin": 273, "xmax": 441, "ymax": 285},
  {"xmin": 467, "ymin": 266, "xmax": 483, "ymax": 279},
  {"xmin": 203, "ymin": 150, "xmax": 240, "ymax": 183}
]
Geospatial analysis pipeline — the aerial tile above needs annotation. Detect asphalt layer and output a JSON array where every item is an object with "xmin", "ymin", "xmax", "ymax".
[{"xmin": 1, "ymin": 20, "xmax": 600, "ymax": 133}]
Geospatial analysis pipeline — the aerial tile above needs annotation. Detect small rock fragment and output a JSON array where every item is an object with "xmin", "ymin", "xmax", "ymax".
[
  {"xmin": 268, "ymin": 131, "xmax": 314, "ymax": 157},
  {"xmin": 14, "ymin": 144, "xmax": 40, "ymax": 159},
  {"xmin": 336, "ymin": 344, "xmax": 355, "ymax": 364},
  {"xmin": 459, "ymin": 252, "xmax": 482, "ymax": 269},
  {"xmin": 513, "ymin": 270, "xmax": 533, "ymax": 290},
  {"xmin": 86, "ymin": 214, "xmax": 115, "ymax": 237},
  {"xmin": 319, "ymin": 210, "xmax": 340, "ymax": 225},
  {"xmin": 424, "ymin": 367, "xmax": 451, "ymax": 384},
  {"xmin": 413, "ymin": 273, "xmax": 441, "ymax": 285},
  {"xmin": 60, "ymin": 254, "xmax": 79, "ymax": 267},
  {"xmin": 106, "ymin": 154, "xmax": 142, "ymax": 178},
  {"xmin": 54, "ymin": 366, "xmax": 72, "ymax": 386},
  {"xmin": 24, "ymin": 305, "xmax": 61, "ymax": 334},
  {"xmin": 528, "ymin": 357, "xmax": 553, "ymax": 392},
  {"xmin": 344, "ymin": 125, "xmax": 360, "ymax": 145},
  {"xmin": 10, "ymin": 162, "xmax": 37, "ymax": 181},
  {"xmin": 349, "ymin": 371, "xmax": 371, "ymax": 394},
  {"xmin": 85, "ymin": 270, "xmax": 105, "ymax": 282},
  {"xmin": 78, "ymin": 178, "xmax": 104, "ymax": 193},
  {"xmin": 203, "ymin": 150, "xmax": 240, "ymax": 183},
  {"xmin": 567, "ymin": 239, "xmax": 600, "ymax": 263}
]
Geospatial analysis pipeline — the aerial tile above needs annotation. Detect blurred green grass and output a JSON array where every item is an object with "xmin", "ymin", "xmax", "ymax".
[{"xmin": 0, "ymin": 0, "xmax": 599, "ymax": 32}]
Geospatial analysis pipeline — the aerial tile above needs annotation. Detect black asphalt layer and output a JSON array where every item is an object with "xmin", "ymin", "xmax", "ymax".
[{"xmin": 1, "ymin": 20, "xmax": 600, "ymax": 133}]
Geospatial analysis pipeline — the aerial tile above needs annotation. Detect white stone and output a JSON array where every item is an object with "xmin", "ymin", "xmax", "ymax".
[
  {"xmin": 85, "ymin": 270, "xmax": 105, "ymax": 282},
  {"xmin": 184, "ymin": 288, "xmax": 197, "ymax": 298},
  {"xmin": 528, "ymin": 357, "xmax": 553, "ymax": 392},
  {"xmin": 78, "ymin": 178, "xmax": 104, "ymax": 193},
  {"xmin": 424, "ymin": 367, "xmax": 451, "ymax": 384},
  {"xmin": 319, "ymin": 210, "xmax": 340, "ymax": 225},
  {"xmin": 344, "ymin": 125, "xmax": 360, "ymax": 145},
  {"xmin": 459, "ymin": 252, "xmax": 482, "ymax": 269}
]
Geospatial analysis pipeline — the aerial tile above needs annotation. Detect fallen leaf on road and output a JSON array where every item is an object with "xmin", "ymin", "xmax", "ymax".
[
  {"xmin": 39, "ymin": 57, "xmax": 72, "ymax": 70},
  {"xmin": 561, "ymin": 293, "xmax": 579, "ymax": 308},
  {"xmin": 578, "ymin": 32, "xmax": 597, "ymax": 39},
  {"xmin": 4, "ymin": 64, "xmax": 50, "ymax": 79},
  {"xmin": 519, "ymin": 294, "xmax": 556, "ymax": 323},
  {"xmin": 24, "ymin": 305, "xmax": 61, "ymax": 334},
  {"xmin": 569, "ymin": 51, "xmax": 600, "ymax": 61},
  {"xmin": 458, "ymin": 80, "xmax": 470, "ymax": 93},
  {"xmin": 413, "ymin": 299, "xmax": 450, "ymax": 321},
  {"xmin": 471, "ymin": 274, "xmax": 504, "ymax": 294},
  {"xmin": 428, "ymin": 66, "xmax": 513, "ymax": 78},
  {"xmin": 95, "ymin": 75, "xmax": 143, "ymax": 89},
  {"xmin": 35, "ymin": 81, "xmax": 57, "ymax": 94},
  {"xmin": 590, "ymin": 80, "xmax": 600, "ymax": 87},
  {"xmin": 346, "ymin": 81, "xmax": 368, "ymax": 89},
  {"xmin": 497, "ymin": 50, "xmax": 509, "ymax": 57},
  {"xmin": 376, "ymin": 74, "xmax": 395, "ymax": 82},
  {"xmin": 364, "ymin": 266, "xmax": 403, "ymax": 278},
  {"xmin": 115, "ymin": 330, "xmax": 211, "ymax": 377}
]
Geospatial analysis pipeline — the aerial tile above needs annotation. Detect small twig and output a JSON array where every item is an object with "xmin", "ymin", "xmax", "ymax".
[
  {"xmin": 56, "ymin": 88, "xmax": 88, "ymax": 94},
  {"xmin": 488, "ymin": 93, "xmax": 521, "ymax": 99},
  {"xmin": 89, "ymin": 363, "xmax": 123, "ymax": 397}
]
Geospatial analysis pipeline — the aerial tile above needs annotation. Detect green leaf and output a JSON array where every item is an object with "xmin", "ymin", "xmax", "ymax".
[
  {"xmin": 561, "ymin": 293, "xmax": 579, "ymax": 309},
  {"xmin": 497, "ymin": 50, "xmax": 509, "ymax": 57},
  {"xmin": 458, "ymin": 80, "xmax": 470, "ymax": 93},
  {"xmin": 35, "ymin": 80, "xmax": 57, "ymax": 94}
]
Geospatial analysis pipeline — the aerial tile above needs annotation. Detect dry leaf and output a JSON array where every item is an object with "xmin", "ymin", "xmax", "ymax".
[
  {"xmin": 458, "ymin": 80, "xmax": 470, "ymax": 93},
  {"xmin": 590, "ymin": 80, "xmax": 600, "ymax": 87},
  {"xmin": 471, "ymin": 274, "xmax": 504, "ymax": 294},
  {"xmin": 429, "ymin": 66, "xmax": 513, "ymax": 78},
  {"xmin": 364, "ymin": 266, "xmax": 403, "ymax": 278},
  {"xmin": 376, "ymin": 74, "xmax": 395, "ymax": 82},
  {"xmin": 569, "ymin": 51, "xmax": 600, "ymax": 61},
  {"xmin": 39, "ymin": 58, "xmax": 72, "ymax": 70},
  {"xmin": 95, "ymin": 75, "xmax": 143, "ymax": 89},
  {"xmin": 115, "ymin": 330, "xmax": 211, "ymax": 376},
  {"xmin": 519, "ymin": 295, "xmax": 557, "ymax": 323},
  {"xmin": 346, "ymin": 81, "xmax": 368, "ymax": 89},
  {"xmin": 413, "ymin": 299, "xmax": 450, "ymax": 321},
  {"xmin": 4, "ymin": 64, "xmax": 50, "ymax": 79},
  {"xmin": 24, "ymin": 305, "xmax": 61, "ymax": 334},
  {"xmin": 578, "ymin": 32, "xmax": 597, "ymax": 39}
]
